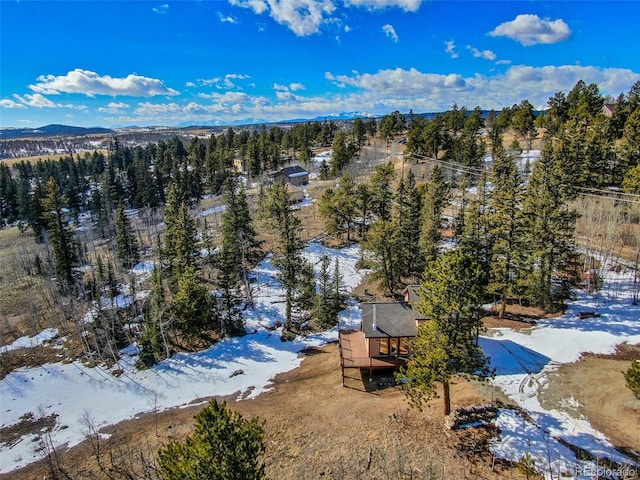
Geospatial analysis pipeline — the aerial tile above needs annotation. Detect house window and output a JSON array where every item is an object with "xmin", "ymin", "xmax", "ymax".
[
  {"xmin": 398, "ymin": 338, "xmax": 409, "ymax": 356},
  {"xmin": 378, "ymin": 338, "xmax": 389, "ymax": 355}
]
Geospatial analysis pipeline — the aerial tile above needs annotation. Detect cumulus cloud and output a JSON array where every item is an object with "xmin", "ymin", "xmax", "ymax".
[
  {"xmin": 193, "ymin": 74, "xmax": 252, "ymax": 90},
  {"xmin": 152, "ymin": 3, "xmax": 170, "ymax": 14},
  {"xmin": 467, "ymin": 45, "xmax": 497, "ymax": 61},
  {"xmin": 444, "ymin": 40, "xmax": 458, "ymax": 59},
  {"xmin": 230, "ymin": 0, "xmax": 335, "ymax": 36},
  {"xmin": 97, "ymin": 102, "xmax": 130, "ymax": 114},
  {"xmin": 274, "ymin": 82, "xmax": 306, "ymax": 92},
  {"xmin": 230, "ymin": 0, "xmax": 269, "ymax": 15},
  {"xmin": 11, "ymin": 93, "xmax": 87, "ymax": 110},
  {"xmin": 344, "ymin": 0, "xmax": 423, "ymax": 12},
  {"xmin": 0, "ymin": 98, "xmax": 27, "ymax": 109},
  {"xmin": 326, "ymin": 67, "xmax": 466, "ymax": 96},
  {"xmin": 99, "ymin": 64, "xmax": 640, "ymax": 127},
  {"xmin": 229, "ymin": 0, "xmax": 423, "ymax": 35},
  {"xmin": 382, "ymin": 24, "xmax": 398, "ymax": 42},
  {"xmin": 13, "ymin": 93, "xmax": 58, "ymax": 108},
  {"xmin": 29, "ymin": 69, "xmax": 179, "ymax": 97},
  {"xmin": 489, "ymin": 14, "xmax": 571, "ymax": 46}
]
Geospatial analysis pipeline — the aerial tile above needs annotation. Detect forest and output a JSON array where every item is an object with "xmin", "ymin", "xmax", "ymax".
[{"xmin": 0, "ymin": 79, "xmax": 639, "ymax": 365}]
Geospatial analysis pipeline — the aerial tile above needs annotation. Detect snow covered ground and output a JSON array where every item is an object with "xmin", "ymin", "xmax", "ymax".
[
  {"xmin": 485, "ymin": 260, "xmax": 640, "ymax": 478},
  {"xmin": 1, "ymin": 241, "xmax": 639, "ymax": 477},
  {"xmin": 0, "ymin": 243, "xmax": 365, "ymax": 473}
]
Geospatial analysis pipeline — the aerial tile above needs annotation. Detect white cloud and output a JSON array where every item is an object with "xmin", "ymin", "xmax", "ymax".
[
  {"xmin": 11, "ymin": 93, "xmax": 87, "ymax": 110},
  {"xmin": 193, "ymin": 74, "xmax": 251, "ymax": 90},
  {"xmin": 467, "ymin": 45, "xmax": 497, "ymax": 61},
  {"xmin": 13, "ymin": 93, "xmax": 57, "ymax": 108},
  {"xmin": 275, "ymin": 82, "xmax": 306, "ymax": 92},
  {"xmin": 344, "ymin": 25, "xmax": 351, "ymax": 32},
  {"xmin": 0, "ymin": 99, "xmax": 27, "ymax": 109},
  {"xmin": 230, "ymin": 0, "xmax": 269, "ymax": 15},
  {"xmin": 99, "ymin": 64, "xmax": 640, "ymax": 127},
  {"xmin": 444, "ymin": 40, "xmax": 458, "ymax": 59},
  {"xmin": 152, "ymin": 4, "xmax": 170, "ymax": 14},
  {"xmin": 229, "ymin": 0, "xmax": 422, "ymax": 35},
  {"xmin": 29, "ymin": 69, "xmax": 179, "ymax": 97},
  {"xmin": 218, "ymin": 12, "xmax": 238, "ymax": 23},
  {"xmin": 382, "ymin": 24, "xmax": 398, "ymax": 43},
  {"xmin": 496, "ymin": 59, "xmax": 512, "ymax": 66},
  {"xmin": 344, "ymin": 0, "xmax": 423, "ymax": 12},
  {"xmin": 97, "ymin": 102, "xmax": 130, "ymax": 114},
  {"xmin": 489, "ymin": 14, "xmax": 571, "ymax": 46},
  {"xmin": 326, "ymin": 67, "xmax": 467, "ymax": 96}
]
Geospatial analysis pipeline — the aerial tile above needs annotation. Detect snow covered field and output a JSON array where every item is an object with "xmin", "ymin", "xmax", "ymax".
[
  {"xmin": 485, "ymin": 261, "xmax": 640, "ymax": 478},
  {"xmin": 1, "ymin": 241, "xmax": 639, "ymax": 477},
  {"xmin": 0, "ymin": 243, "xmax": 365, "ymax": 473}
]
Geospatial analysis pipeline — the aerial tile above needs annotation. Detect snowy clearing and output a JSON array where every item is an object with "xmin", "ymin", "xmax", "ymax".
[
  {"xmin": 0, "ymin": 243, "xmax": 365, "ymax": 473},
  {"xmin": 485, "ymin": 260, "xmax": 640, "ymax": 478}
]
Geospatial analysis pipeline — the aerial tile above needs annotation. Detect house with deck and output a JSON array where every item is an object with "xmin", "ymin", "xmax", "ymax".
[{"xmin": 338, "ymin": 286, "xmax": 426, "ymax": 385}]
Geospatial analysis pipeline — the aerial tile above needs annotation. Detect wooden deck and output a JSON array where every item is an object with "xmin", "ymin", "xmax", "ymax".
[{"xmin": 338, "ymin": 330, "xmax": 408, "ymax": 386}]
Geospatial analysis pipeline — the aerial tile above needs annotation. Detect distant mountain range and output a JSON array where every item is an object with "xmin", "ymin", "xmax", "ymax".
[{"xmin": 0, "ymin": 124, "xmax": 114, "ymax": 140}]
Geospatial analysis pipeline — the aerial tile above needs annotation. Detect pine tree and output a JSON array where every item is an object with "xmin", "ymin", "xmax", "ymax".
[
  {"xmin": 314, "ymin": 255, "xmax": 345, "ymax": 329},
  {"xmin": 488, "ymin": 141, "xmax": 525, "ymax": 317},
  {"xmin": 369, "ymin": 162, "xmax": 396, "ymax": 222},
  {"xmin": 458, "ymin": 170, "xmax": 492, "ymax": 279},
  {"xmin": 262, "ymin": 182, "xmax": 312, "ymax": 333},
  {"xmin": 171, "ymin": 266, "xmax": 218, "ymax": 341},
  {"xmin": 624, "ymin": 360, "xmax": 640, "ymax": 399},
  {"xmin": 115, "ymin": 202, "xmax": 140, "ymax": 269},
  {"xmin": 318, "ymin": 172, "xmax": 358, "ymax": 240},
  {"xmin": 419, "ymin": 165, "xmax": 449, "ymax": 266},
  {"xmin": 393, "ymin": 171, "xmax": 422, "ymax": 280},
  {"xmin": 398, "ymin": 249, "xmax": 491, "ymax": 415},
  {"xmin": 157, "ymin": 399, "xmax": 265, "ymax": 480},
  {"xmin": 164, "ymin": 183, "xmax": 199, "ymax": 283},
  {"xmin": 520, "ymin": 141, "xmax": 578, "ymax": 311},
  {"xmin": 139, "ymin": 264, "xmax": 167, "ymax": 367},
  {"xmin": 41, "ymin": 177, "xmax": 78, "ymax": 292},
  {"xmin": 363, "ymin": 219, "xmax": 399, "ymax": 295}
]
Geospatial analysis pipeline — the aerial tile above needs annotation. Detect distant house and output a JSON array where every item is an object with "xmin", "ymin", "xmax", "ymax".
[
  {"xmin": 338, "ymin": 286, "xmax": 425, "ymax": 383},
  {"xmin": 602, "ymin": 103, "xmax": 615, "ymax": 118},
  {"xmin": 285, "ymin": 182, "xmax": 305, "ymax": 203},
  {"xmin": 270, "ymin": 165, "xmax": 310, "ymax": 186}
]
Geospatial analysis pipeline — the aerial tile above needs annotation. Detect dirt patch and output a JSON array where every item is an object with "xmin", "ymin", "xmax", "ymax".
[
  {"xmin": 539, "ymin": 355, "xmax": 640, "ymax": 453},
  {"xmin": 0, "ymin": 412, "xmax": 59, "ymax": 449},
  {"xmin": 6, "ymin": 343, "xmax": 527, "ymax": 480}
]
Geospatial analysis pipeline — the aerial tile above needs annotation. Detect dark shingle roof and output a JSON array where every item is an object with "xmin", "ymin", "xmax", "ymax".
[
  {"xmin": 272, "ymin": 165, "xmax": 308, "ymax": 178},
  {"xmin": 360, "ymin": 302, "xmax": 417, "ymax": 338}
]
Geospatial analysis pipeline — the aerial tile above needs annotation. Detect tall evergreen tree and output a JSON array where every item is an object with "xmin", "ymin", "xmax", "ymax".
[
  {"xmin": 363, "ymin": 219, "xmax": 399, "ymax": 295},
  {"xmin": 488, "ymin": 141, "xmax": 525, "ymax": 317},
  {"xmin": 164, "ymin": 183, "xmax": 199, "ymax": 282},
  {"xmin": 262, "ymin": 182, "xmax": 312, "ymax": 332},
  {"xmin": 398, "ymin": 249, "xmax": 490, "ymax": 416},
  {"xmin": 419, "ymin": 165, "xmax": 449, "ymax": 266},
  {"xmin": 115, "ymin": 201, "xmax": 140, "ymax": 269},
  {"xmin": 41, "ymin": 177, "xmax": 78, "ymax": 292},
  {"xmin": 393, "ymin": 171, "xmax": 422, "ymax": 280},
  {"xmin": 369, "ymin": 162, "xmax": 396, "ymax": 222},
  {"xmin": 520, "ymin": 141, "xmax": 578, "ymax": 311},
  {"xmin": 318, "ymin": 172, "xmax": 358, "ymax": 240},
  {"xmin": 171, "ymin": 266, "xmax": 218, "ymax": 341}
]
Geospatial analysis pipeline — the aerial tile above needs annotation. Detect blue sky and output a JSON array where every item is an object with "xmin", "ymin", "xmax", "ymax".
[{"xmin": 1, "ymin": 0, "xmax": 639, "ymax": 128}]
